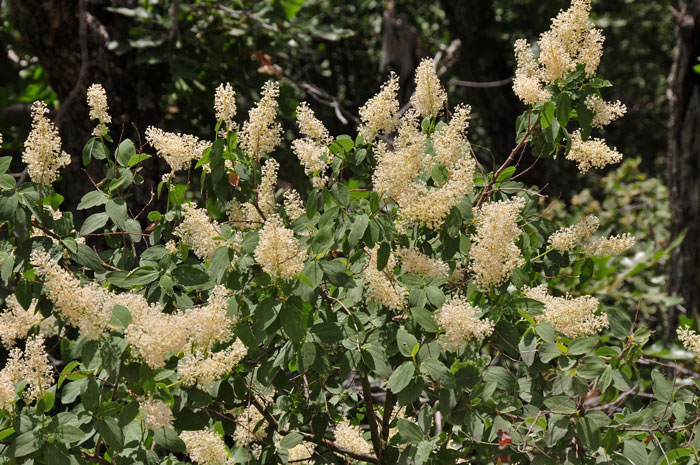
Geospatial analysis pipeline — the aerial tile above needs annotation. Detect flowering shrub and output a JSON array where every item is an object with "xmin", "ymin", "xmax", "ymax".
[{"xmin": 1, "ymin": 1, "xmax": 699, "ymax": 464}]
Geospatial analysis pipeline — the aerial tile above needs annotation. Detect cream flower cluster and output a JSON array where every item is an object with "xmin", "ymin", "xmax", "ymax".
[
  {"xmin": 119, "ymin": 288, "xmax": 240, "ymax": 373},
  {"xmin": 548, "ymin": 215, "xmax": 600, "ymax": 251},
  {"xmin": 215, "ymin": 83, "xmax": 237, "ymax": 133},
  {"xmin": 30, "ymin": 250, "xmax": 112, "ymax": 340},
  {"xmin": 363, "ymin": 246, "xmax": 407, "ymax": 311},
  {"xmin": 226, "ymin": 200, "xmax": 257, "ymax": 230},
  {"xmin": 140, "ymin": 397, "xmax": 174, "ymax": 430},
  {"xmin": 287, "ymin": 441, "xmax": 316, "ymax": 464},
  {"xmin": 145, "ymin": 127, "xmax": 210, "ymax": 176},
  {"xmin": 582, "ymin": 233, "xmax": 635, "ymax": 256},
  {"xmin": 435, "ymin": 296, "xmax": 494, "ymax": 351},
  {"xmin": 358, "ymin": 72, "xmax": 400, "ymax": 142},
  {"xmin": 174, "ymin": 203, "xmax": 223, "ymax": 260},
  {"xmin": 283, "ymin": 189, "xmax": 305, "ymax": 221},
  {"xmin": 87, "ymin": 83, "xmax": 112, "ymax": 137},
  {"xmin": 0, "ymin": 295, "xmax": 43, "ymax": 348},
  {"xmin": 292, "ymin": 138, "xmax": 331, "ymax": 188},
  {"xmin": 334, "ymin": 420, "xmax": 372, "ymax": 457},
  {"xmin": 239, "ymin": 81, "xmax": 282, "ymax": 160},
  {"xmin": 119, "ymin": 292, "xmax": 191, "ymax": 369},
  {"xmin": 470, "ymin": 197, "xmax": 525, "ymax": 289},
  {"xmin": 180, "ymin": 429, "xmax": 229, "ymax": 465},
  {"xmin": 185, "ymin": 285, "xmax": 235, "ymax": 351},
  {"xmin": 0, "ymin": 336, "xmax": 53, "ymax": 409},
  {"xmin": 293, "ymin": 101, "xmax": 332, "ymax": 187},
  {"xmin": 513, "ymin": 39, "xmax": 552, "ymax": 105},
  {"xmin": 177, "ymin": 340, "xmax": 248, "ymax": 389},
  {"xmin": 22, "ymin": 101, "xmax": 71, "ymax": 185},
  {"xmin": 233, "ymin": 404, "xmax": 267, "ymax": 446},
  {"xmin": 566, "ymin": 130, "xmax": 622, "ymax": 173},
  {"xmin": 257, "ymin": 158, "xmax": 279, "ymax": 218},
  {"xmin": 296, "ymin": 101, "xmax": 332, "ymax": 144},
  {"xmin": 585, "ymin": 95, "xmax": 627, "ymax": 128},
  {"xmin": 254, "ymin": 214, "xmax": 305, "ymax": 280},
  {"xmin": 396, "ymin": 247, "xmax": 449, "ymax": 280},
  {"xmin": 411, "ymin": 58, "xmax": 447, "ymax": 118},
  {"xmin": 512, "ymin": 0, "xmax": 604, "ymax": 103},
  {"xmin": 678, "ymin": 327, "xmax": 700, "ymax": 360},
  {"xmin": 524, "ymin": 285, "xmax": 608, "ymax": 338},
  {"xmin": 372, "ymin": 104, "xmax": 476, "ymax": 229},
  {"xmin": 372, "ymin": 114, "xmax": 425, "ymax": 205}
]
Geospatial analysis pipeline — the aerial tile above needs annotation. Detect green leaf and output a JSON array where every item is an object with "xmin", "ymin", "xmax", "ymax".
[
  {"xmin": 331, "ymin": 182, "xmax": 350, "ymax": 207},
  {"xmin": 280, "ymin": 302, "xmax": 306, "ymax": 343},
  {"xmin": 556, "ymin": 92, "xmax": 571, "ymax": 127},
  {"xmin": 96, "ymin": 417, "xmax": 124, "ymax": 452},
  {"xmin": 172, "ymin": 265, "xmax": 210, "ymax": 287},
  {"xmin": 623, "ymin": 439, "xmax": 648, "ymax": 465},
  {"xmin": 420, "ymin": 359, "xmax": 456, "ymax": 389},
  {"xmin": 0, "ymin": 192, "xmax": 18, "ymax": 220},
  {"xmin": 77, "ymin": 190, "xmax": 108, "ymax": 210},
  {"xmin": 56, "ymin": 424, "xmax": 85, "ymax": 444},
  {"xmin": 651, "ymin": 370, "xmax": 673, "ymax": 403},
  {"xmin": 589, "ymin": 77, "xmax": 612, "ymax": 88},
  {"xmin": 111, "ymin": 305, "xmax": 132, "ymax": 329},
  {"xmin": 80, "ymin": 212, "xmax": 109, "ymax": 235},
  {"xmin": 568, "ymin": 337, "xmax": 598, "ymax": 356},
  {"xmin": 13, "ymin": 430, "xmax": 43, "ymax": 457},
  {"xmin": 348, "ymin": 214, "xmax": 369, "ymax": 247},
  {"xmin": 580, "ymin": 258, "xmax": 594, "ymax": 286},
  {"xmin": 118, "ymin": 401, "xmax": 140, "ymax": 427},
  {"xmin": 431, "ymin": 163, "xmax": 448, "ymax": 185},
  {"xmin": 519, "ymin": 332, "xmax": 537, "ymax": 366},
  {"xmin": 0, "ymin": 174, "xmax": 15, "ymax": 190},
  {"xmin": 71, "ymin": 243, "xmax": 104, "ymax": 271},
  {"xmin": 496, "ymin": 166, "xmax": 516, "ymax": 182},
  {"xmin": 106, "ymin": 198, "xmax": 128, "ymax": 229},
  {"xmin": 82, "ymin": 138, "xmax": 109, "ymax": 164},
  {"xmin": 280, "ymin": 0, "xmax": 305, "ymax": 19},
  {"xmin": 336, "ymin": 135, "xmax": 354, "ymax": 151},
  {"xmin": 376, "ymin": 242, "xmax": 390, "ymax": 271},
  {"xmin": 606, "ymin": 307, "xmax": 632, "ymax": 339},
  {"xmin": 543, "ymin": 395, "xmax": 577, "ymax": 414},
  {"xmin": 445, "ymin": 207, "xmax": 461, "ymax": 238},
  {"xmin": 125, "ymin": 266, "xmax": 159, "ymax": 286},
  {"xmin": 576, "ymin": 416, "xmax": 600, "ymax": 451},
  {"xmin": 411, "ymin": 307, "xmax": 438, "ymax": 332},
  {"xmin": 321, "ymin": 259, "xmax": 353, "ymax": 287},
  {"xmin": 298, "ymin": 341, "xmax": 316, "ymax": 372},
  {"xmin": 280, "ymin": 432, "xmax": 303, "ymax": 449},
  {"xmin": 128, "ymin": 153, "xmax": 151, "ymax": 167},
  {"xmin": 58, "ymin": 361, "xmax": 80, "ymax": 388},
  {"xmin": 397, "ymin": 419, "xmax": 424, "ymax": 444},
  {"xmin": 116, "ymin": 139, "xmax": 136, "ymax": 166},
  {"xmin": 153, "ymin": 427, "xmax": 186, "ymax": 453},
  {"xmin": 312, "ymin": 226, "xmax": 334, "ymax": 254},
  {"xmin": 0, "ymin": 156, "xmax": 11, "ymax": 174},
  {"xmin": 397, "ymin": 327, "xmax": 418, "ymax": 358},
  {"xmin": 387, "ymin": 361, "xmax": 415, "ymax": 393}
]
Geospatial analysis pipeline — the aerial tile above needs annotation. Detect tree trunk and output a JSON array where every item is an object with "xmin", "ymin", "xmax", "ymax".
[
  {"xmin": 668, "ymin": 1, "xmax": 700, "ymax": 318},
  {"xmin": 9, "ymin": 0, "xmax": 168, "ymax": 216}
]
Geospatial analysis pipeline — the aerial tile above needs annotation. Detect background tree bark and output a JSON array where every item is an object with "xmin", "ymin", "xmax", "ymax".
[
  {"xmin": 9, "ymin": 0, "xmax": 167, "ymax": 216},
  {"xmin": 668, "ymin": 1, "xmax": 700, "ymax": 318}
]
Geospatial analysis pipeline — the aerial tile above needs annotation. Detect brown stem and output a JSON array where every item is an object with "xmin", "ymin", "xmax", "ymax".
[
  {"xmin": 380, "ymin": 390, "xmax": 395, "ymax": 447},
  {"xmin": 474, "ymin": 118, "xmax": 539, "ymax": 208},
  {"xmin": 361, "ymin": 374, "xmax": 383, "ymax": 459},
  {"xmin": 249, "ymin": 394, "xmax": 380, "ymax": 464}
]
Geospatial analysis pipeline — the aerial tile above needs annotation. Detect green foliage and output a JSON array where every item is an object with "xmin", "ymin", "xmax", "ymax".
[{"xmin": 0, "ymin": 5, "xmax": 697, "ymax": 465}]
